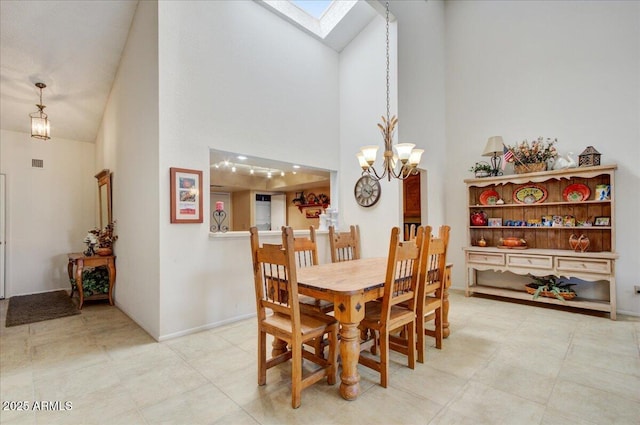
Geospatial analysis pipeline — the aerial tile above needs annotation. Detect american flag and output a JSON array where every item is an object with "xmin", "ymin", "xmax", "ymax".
[{"xmin": 502, "ymin": 146, "xmax": 514, "ymax": 170}]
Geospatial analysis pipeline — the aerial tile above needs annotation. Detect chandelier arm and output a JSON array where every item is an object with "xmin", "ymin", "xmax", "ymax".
[{"xmin": 365, "ymin": 165, "xmax": 387, "ymax": 182}]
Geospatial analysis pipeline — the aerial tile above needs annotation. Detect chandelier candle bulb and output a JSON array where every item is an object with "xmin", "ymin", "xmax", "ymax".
[
  {"xmin": 394, "ymin": 143, "xmax": 415, "ymax": 162},
  {"xmin": 409, "ymin": 149, "xmax": 424, "ymax": 167},
  {"xmin": 216, "ymin": 201, "xmax": 224, "ymax": 211}
]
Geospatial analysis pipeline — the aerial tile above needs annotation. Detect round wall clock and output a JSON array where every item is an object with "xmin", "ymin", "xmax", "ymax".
[{"xmin": 354, "ymin": 175, "xmax": 381, "ymax": 207}]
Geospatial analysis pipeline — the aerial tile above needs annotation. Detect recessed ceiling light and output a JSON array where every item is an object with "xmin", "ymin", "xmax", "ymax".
[
  {"xmin": 237, "ymin": 155, "xmax": 247, "ymax": 160},
  {"xmin": 293, "ymin": 165, "xmax": 301, "ymax": 169}
]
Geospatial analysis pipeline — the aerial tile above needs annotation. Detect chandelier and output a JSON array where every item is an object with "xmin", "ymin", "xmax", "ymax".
[
  {"xmin": 356, "ymin": 2, "xmax": 423, "ymax": 181},
  {"xmin": 30, "ymin": 82, "xmax": 51, "ymax": 140}
]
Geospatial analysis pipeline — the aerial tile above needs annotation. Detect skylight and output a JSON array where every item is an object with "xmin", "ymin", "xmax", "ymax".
[
  {"xmin": 259, "ymin": 0, "xmax": 360, "ymax": 47},
  {"xmin": 291, "ymin": 0, "xmax": 333, "ymax": 19}
]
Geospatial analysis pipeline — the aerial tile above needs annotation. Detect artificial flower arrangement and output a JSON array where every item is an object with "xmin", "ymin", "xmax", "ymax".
[
  {"xmin": 505, "ymin": 137, "xmax": 558, "ymax": 165},
  {"xmin": 83, "ymin": 221, "xmax": 118, "ymax": 256}
]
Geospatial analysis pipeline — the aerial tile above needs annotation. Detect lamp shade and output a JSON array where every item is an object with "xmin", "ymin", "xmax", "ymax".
[{"xmin": 482, "ymin": 136, "xmax": 504, "ymax": 156}]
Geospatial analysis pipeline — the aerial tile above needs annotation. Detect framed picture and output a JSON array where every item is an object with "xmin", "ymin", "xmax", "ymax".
[
  {"xmin": 170, "ymin": 167, "xmax": 203, "ymax": 223},
  {"xmin": 488, "ymin": 218, "xmax": 502, "ymax": 227},
  {"xmin": 594, "ymin": 216, "xmax": 610, "ymax": 227}
]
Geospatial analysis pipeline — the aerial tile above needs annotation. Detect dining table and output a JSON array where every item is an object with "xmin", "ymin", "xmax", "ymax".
[
  {"xmin": 295, "ymin": 257, "xmax": 388, "ymax": 400},
  {"xmin": 292, "ymin": 257, "xmax": 454, "ymax": 400}
]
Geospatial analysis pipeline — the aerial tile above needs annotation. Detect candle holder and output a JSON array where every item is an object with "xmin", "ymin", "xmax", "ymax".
[{"xmin": 211, "ymin": 209, "xmax": 228, "ymax": 233}]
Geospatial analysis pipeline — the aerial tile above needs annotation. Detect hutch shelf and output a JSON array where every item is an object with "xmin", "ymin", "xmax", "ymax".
[{"xmin": 464, "ymin": 164, "xmax": 618, "ymax": 319}]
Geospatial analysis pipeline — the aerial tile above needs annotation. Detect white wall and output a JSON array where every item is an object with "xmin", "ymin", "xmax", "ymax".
[
  {"xmin": 156, "ymin": 0, "xmax": 340, "ymax": 338},
  {"xmin": 391, "ymin": 0, "xmax": 447, "ymax": 229},
  {"xmin": 94, "ymin": 0, "xmax": 161, "ymax": 337},
  {"xmin": 445, "ymin": 0, "xmax": 640, "ymax": 315},
  {"xmin": 0, "ymin": 129, "xmax": 95, "ymax": 296},
  {"xmin": 338, "ymin": 14, "xmax": 403, "ymax": 259}
]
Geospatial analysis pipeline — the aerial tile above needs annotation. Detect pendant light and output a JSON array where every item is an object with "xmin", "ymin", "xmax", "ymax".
[{"xmin": 30, "ymin": 82, "xmax": 51, "ymax": 140}]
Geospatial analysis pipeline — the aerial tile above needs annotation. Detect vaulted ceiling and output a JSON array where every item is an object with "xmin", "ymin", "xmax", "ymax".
[
  {"xmin": 0, "ymin": 0, "xmax": 380, "ymax": 145},
  {"xmin": 0, "ymin": 0, "xmax": 138, "ymax": 143}
]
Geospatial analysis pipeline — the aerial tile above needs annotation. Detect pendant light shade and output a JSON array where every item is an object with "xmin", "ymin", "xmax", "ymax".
[{"xmin": 30, "ymin": 82, "xmax": 51, "ymax": 140}]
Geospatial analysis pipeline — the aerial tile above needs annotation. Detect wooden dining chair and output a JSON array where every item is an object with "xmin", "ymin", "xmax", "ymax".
[
  {"xmin": 328, "ymin": 225, "xmax": 361, "ymax": 263},
  {"xmin": 404, "ymin": 223, "xmax": 418, "ymax": 241},
  {"xmin": 249, "ymin": 226, "xmax": 338, "ymax": 408},
  {"xmin": 294, "ymin": 226, "xmax": 334, "ymax": 315},
  {"xmin": 293, "ymin": 226, "xmax": 334, "ymax": 357},
  {"xmin": 416, "ymin": 225, "xmax": 450, "ymax": 363},
  {"xmin": 357, "ymin": 226, "xmax": 426, "ymax": 388}
]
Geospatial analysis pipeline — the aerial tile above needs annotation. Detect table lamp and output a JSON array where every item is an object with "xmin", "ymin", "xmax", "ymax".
[{"xmin": 482, "ymin": 136, "xmax": 504, "ymax": 176}]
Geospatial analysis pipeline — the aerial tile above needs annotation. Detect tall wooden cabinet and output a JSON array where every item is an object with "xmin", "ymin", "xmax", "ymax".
[{"xmin": 464, "ymin": 165, "xmax": 618, "ymax": 319}]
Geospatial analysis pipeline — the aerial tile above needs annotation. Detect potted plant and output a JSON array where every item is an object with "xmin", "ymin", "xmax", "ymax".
[
  {"xmin": 525, "ymin": 275, "xmax": 576, "ymax": 301},
  {"xmin": 469, "ymin": 162, "xmax": 493, "ymax": 178}
]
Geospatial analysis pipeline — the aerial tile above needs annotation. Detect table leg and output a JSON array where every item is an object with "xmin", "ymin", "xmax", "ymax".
[
  {"xmin": 271, "ymin": 338, "xmax": 288, "ymax": 357},
  {"xmin": 106, "ymin": 258, "xmax": 116, "ymax": 305},
  {"xmin": 443, "ymin": 263, "xmax": 452, "ymax": 338},
  {"xmin": 338, "ymin": 322, "xmax": 361, "ymax": 400},
  {"xmin": 67, "ymin": 259, "xmax": 75, "ymax": 298},
  {"xmin": 75, "ymin": 261, "xmax": 85, "ymax": 310}
]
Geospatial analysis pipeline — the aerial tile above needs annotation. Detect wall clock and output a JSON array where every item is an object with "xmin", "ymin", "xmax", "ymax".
[{"xmin": 354, "ymin": 175, "xmax": 381, "ymax": 207}]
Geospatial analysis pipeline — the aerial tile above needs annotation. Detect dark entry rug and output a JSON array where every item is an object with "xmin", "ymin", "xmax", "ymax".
[{"xmin": 5, "ymin": 290, "xmax": 80, "ymax": 327}]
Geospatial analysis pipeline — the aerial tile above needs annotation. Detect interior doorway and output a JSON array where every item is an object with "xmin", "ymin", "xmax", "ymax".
[{"xmin": 402, "ymin": 171, "xmax": 422, "ymax": 240}]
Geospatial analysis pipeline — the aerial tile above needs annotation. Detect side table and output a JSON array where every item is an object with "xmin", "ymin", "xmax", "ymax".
[{"xmin": 67, "ymin": 253, "xmax": 116, "ymax": 309}]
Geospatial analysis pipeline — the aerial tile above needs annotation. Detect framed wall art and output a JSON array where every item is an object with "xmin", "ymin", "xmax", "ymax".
[{"xmin": 170, "ymin": 167, "xmax": 203, "ymax": 223}]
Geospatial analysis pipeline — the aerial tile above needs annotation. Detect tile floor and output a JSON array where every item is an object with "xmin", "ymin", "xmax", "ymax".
[{"xmin": 1, "ymin": 291, "xmax": 639, "ymax": 425}]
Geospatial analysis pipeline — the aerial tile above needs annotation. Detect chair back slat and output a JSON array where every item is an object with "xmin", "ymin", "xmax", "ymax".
[
  {"xmin": 250, "ymin": 227, "xmax": 300, "ymax": 328},
  {"xmin": 329, "ymin": 225, "xmax": 361, "ymax": 263}
]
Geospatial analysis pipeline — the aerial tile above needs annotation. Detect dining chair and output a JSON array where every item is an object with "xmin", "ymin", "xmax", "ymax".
[
  {"xmin": 293, "ymin": 226, "xmax": 334, "ymax": 357},
  {"xmin": 328, "ymin": 224, "xmax": 361, "ymax": 263},
  {"xmin": 416, "ymin": 225, "xmax": 450, "ymax": 363},
  {"xmin": 249, "ymin": 226, "xmax": 338, "ymax": 408},
  {"xmin": 357, "ymin": 226, "xmax": 426, "ymax": 388},
  {"xmin": 404, "ymin": 223, "xmax": 418, "ymax": 241}
]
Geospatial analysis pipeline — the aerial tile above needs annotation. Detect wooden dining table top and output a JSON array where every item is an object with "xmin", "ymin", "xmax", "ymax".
[{"xmin": 296, "ymin": 257, "xmax": 387, "ymax": 295}]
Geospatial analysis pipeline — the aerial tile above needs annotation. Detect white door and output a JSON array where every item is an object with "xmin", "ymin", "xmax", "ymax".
[
  {"xmin": 0, "ymin": 174, "xmax": 5, "ymax": 299},
  {"xmin": 255, "ymin": 194, "xmax": 271, "ymax": 230}
]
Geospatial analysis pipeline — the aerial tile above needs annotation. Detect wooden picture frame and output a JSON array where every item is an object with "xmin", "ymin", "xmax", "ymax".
[
  {"xmin": 594, "ymin": 216, "xmax": 610, "ymax": 227},
  {"xmin": 170, "ymin": 167, "xmax": 203, "ymax": 223},
  {"xmin": 488, "ymin": 218, "xmax": 502, "ymax": 227}
]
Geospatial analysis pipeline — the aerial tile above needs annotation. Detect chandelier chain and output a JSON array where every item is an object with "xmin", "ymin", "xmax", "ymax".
[{"xmin": 385, "ymin": 1, "xmax": 390, "ymax": 124}]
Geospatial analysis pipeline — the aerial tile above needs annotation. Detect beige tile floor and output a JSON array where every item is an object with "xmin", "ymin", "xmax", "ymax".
[{"xmin": 1, "ymin": 291, "xmax": 639, "ymax": 425}]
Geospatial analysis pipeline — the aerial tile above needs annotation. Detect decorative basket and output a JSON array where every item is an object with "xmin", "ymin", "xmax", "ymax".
[
  {"xmin": 95, "ymin": 247, "xmax": 113, "ymax": 256},
  {"xmin": 525, "ymin": 286, "xmax": 576, "ymax": 300},
  {"xmin": 514, "ymin": 162, "xmax": 546, "ymax": 174}
]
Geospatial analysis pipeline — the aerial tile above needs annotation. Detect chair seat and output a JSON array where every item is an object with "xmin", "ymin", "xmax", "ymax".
[
  {"xmin": 299, "ymin": 295, "xmax": 334, "ymax": 314},
  {"xmin": 361, "ymin": 302, "xmax": 414, "ymax": 329},
  {"xmin": 263, "ymin": 312, "xmax": 337, "ymax": 339}
]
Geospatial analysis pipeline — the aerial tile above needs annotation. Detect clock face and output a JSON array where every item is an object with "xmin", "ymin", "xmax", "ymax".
[{"xmin": 354, "ymin": 175, "xmax": 381, "ymax": 207}]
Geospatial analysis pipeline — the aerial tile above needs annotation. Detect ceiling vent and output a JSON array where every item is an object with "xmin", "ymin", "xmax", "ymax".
[{"xmin": 32, "ymin": 159, "xmax": 44, "ymax": 168}]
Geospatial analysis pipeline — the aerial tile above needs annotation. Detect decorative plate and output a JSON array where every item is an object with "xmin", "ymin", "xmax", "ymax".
[
  {"xmin": 513, "ymin": 184, "xmax": 548, "ymax": 204},
  {"xmin": 563, "ymin": 184, "xmax": 590, "ymax": 202},
  {"xmin": 479, "ymin": 189, "xmax": 500, "ymax": 205}
]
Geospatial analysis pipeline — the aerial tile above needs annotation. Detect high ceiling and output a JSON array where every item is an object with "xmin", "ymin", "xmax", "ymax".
[
  {"xmin": 0, "ymin": 0, "xmax": 380, "ymax": 145},
  {"xmin": 0, "ymin": 0, "xmax": 138, "ymax": 143}
]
